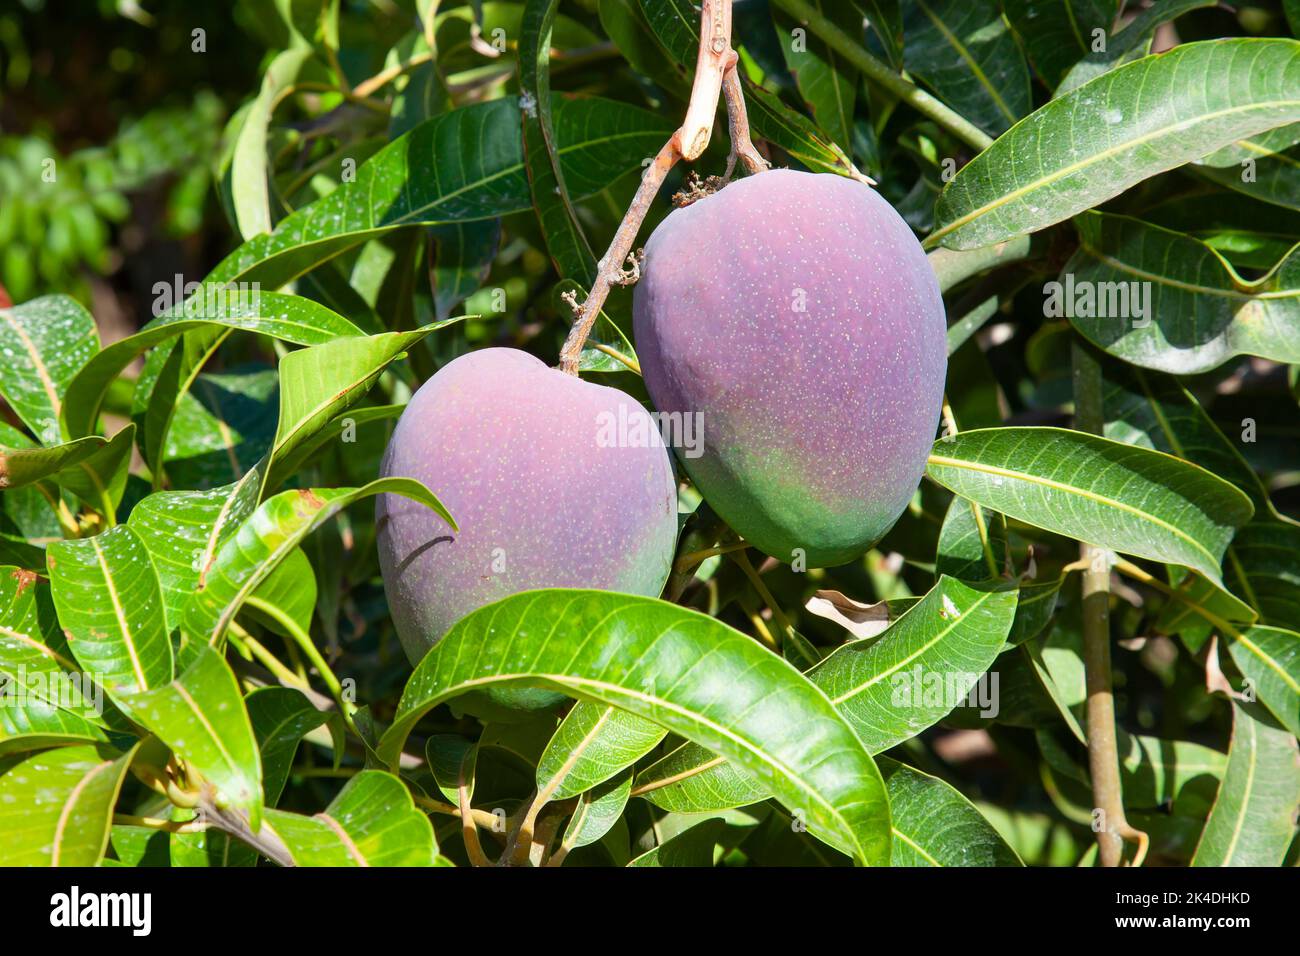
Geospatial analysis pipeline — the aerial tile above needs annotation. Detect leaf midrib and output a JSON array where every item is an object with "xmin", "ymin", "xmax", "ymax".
[
  {"xmin": 926, "ymin": 452, "xmax": 1222, "ymax": 572},
  {"xmin": 403, "ymin": 669, "xmax": 870, "ymax": 863},
  {"xmin": 934, "ymin": 93, "xmax": 1300, "ymax": 243}
]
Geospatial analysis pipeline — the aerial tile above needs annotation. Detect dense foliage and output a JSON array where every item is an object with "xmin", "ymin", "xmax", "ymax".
[{"xmin": 1, "ymin": 0, "xmax": 1298, "ymax": 868}]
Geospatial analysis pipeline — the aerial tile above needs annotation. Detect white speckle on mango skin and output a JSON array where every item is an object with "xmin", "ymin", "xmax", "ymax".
[
  {"xmin": 375, "ymin": 348, "xmax": 678, "ymax": 664},
  {"xmin": 633, "ymin": 169, "xmax": 947, "ymax": 567}
]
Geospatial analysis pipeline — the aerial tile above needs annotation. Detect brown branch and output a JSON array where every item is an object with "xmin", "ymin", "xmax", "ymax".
[
  {"xmin": 1073, "ymin": 341, "xmax": 1147, "ymax": 867},
  {"xmin": 557, "ymin": 0, "xmax": 766, "ymax": 375},
  {"xmin": 721, "ymin": 61, "xmax": 770, "ymax": 180}
]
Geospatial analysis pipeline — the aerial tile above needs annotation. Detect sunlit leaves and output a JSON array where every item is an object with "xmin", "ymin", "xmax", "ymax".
[
  {"xmin": 62, "ymin": 292, "xmax": 361, "ymax": 440},
  {"xmin": 206, "ymin": 96, "xmax": 673, "ymax": 293},
  {"xmin": 0, "ymin": 435, "xmax": 107, "ymax": 491},
  {"xmin": 0, "ymin": 295, "xmax": 98, "ymax": 444},
  {"xmin": 183, "ymin": 479, "xmax": 451, "ymax": 645},
  {"xmin": 380, "ymin": 589, "xmax": 892, "ymax": 865},
  {"xmin": 809, "ymin": 577, "xmax": 1017, "ymax": 751},
  {"xmin": 263, "ymin": 325, "xmax": 446, "ymax": 490},
  {"xmin": 121, "ymin": 645, "xmax": 263, "ymax": 828},
  {"xmin": 926, "ymin": 428, "xmax": 1254, "ymax": 582},
  {"xmin": 47, "ymin": 525, "xmax": 173, "ymax": 697},
  {"xmin": 0, "ymin": 742, "xmax": 137, "ymax": 865},
  {"xmin": 265, "ymin": 770, "xmax": 437, "ymax": 866},
  {"xmin": 0, "ymin": 564, "xmax": 104, "ymax": 721},
  {"xmin": 932, "ymin": 39, "xmax": 1300, "ymax": 249},
  {"xmin": 636, "ymin": 578, "xmax": 1015, "ymax": 814},
  {"xmin": 126, "ymin": 471, "xmax": 263, "ymax": 632},
  {"xmin": 535, "ymin": 701, "xmax": 665, "ymax": 801}
]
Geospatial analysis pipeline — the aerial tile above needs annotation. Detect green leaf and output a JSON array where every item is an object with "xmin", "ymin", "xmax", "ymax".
[
  {"xmin": 263, "ymin": 403, "xmax": 402, "ymax": 490},
  {"xmin": 1196, "ymin": 140, "xmax": 1300, "ymax": 214},
  {"xmin": 1192, "ymin": 702, "xmax": 1300, "ymax": 866},
  {"xmin": 1099, "ymin": 361, "xmax": 1300, "ymax": 636},
  {"xmin": 928, "ymin": 235, "xmax": 1036, "ymax": 294},
  {"xmin": 430, "ymin": 221, "xmax": 500, "ymax": 321},
  {"xmin": 48, "ymin": 525, "xmax": 174, "ymax": 697},
  {"xmin": 1003, "ymin": 0, "xmax": 1117, "ymax": 89},
  {"xmin": 125, "ymin": 470, "xmax": 263, "ymax": 632},
  {"xmin": 0, "ymin": 696, "xmax": 110, "ymax": 755},
  {"xmin": 379, "ymin": 590, "xmax": 892, "ymax": 865},
  {"xmin": 926, "ymin": 427, "xmax": 1255, "ymax": 582},
  {"xmin": 598, "ymin": 0, "xmax": 691, "ymax": 98},
  {"xmin": 773, "ymin": 0, "xmax": 860, "ymax": 149},
  {"xmin": 628, "ymin": 818, "xmax": 723, "ymax": 867},
  {"xmin": 903, "ymin": 0, "xmax": 1031, "ymax": 137},
  {"xmin": 519, "ymin": 0, "xmax": 597, "ymax": 286},
  {"xmin": 0, "ymin": 434, "xmax": 107, "ymax": 490},
  {"xmin": 1153, "ymin": 568, "xmax": 1257, "ymax": 651},
  {"xmin": 558, "ymin": 768, "xmax": 633, "ymax": 854},
  {"xmin": 263, "ymin": 325, "xmax": 446, "ymax": 490},
  {"xmin": 0, "ymin": 565, "xmax": 106, "ymax": 721},
  {"xmin": 1101, "ymin": 361, "xmax": 1268, "ymax": 510},
  {"xmin": 231, "ymin": 46, "xmax": 316, "ymax": 240},
  {"xmin": 206, "ymin": 96, "xmax": 673, "ymax": 293},
  {"xmin": 936, "ymin": 496, "xmax": 1005, "ymax": 582},
  {"xmin": 264, "ymin": 769, "xmax": 437, "ymax": 866},
  {"xmin": 1227, "ymin": 626, "xmax": 1300, "ymax": 738},
  {"xmin": 0, "ymin": 741, "xmax": 137, "ymax": 865},
  {"xmin": 636, "ymin": 577, "xmax": 1016, "ymax": 812},
  {"xmin": 183, "ymin": 479, "xmax": 452, "ymax": 645},
  {"xmin": 119, "ymin": 644, "xmax": 263, "ymax": 829},
  {"xmin": 1227, "ymin": 521, "xmax": 1300, "ymax": 633},
  {"xmin": 807, "ymin": 576, "xmax": 1017, "ymax": 750},
  {"xmin": 246, "ymin": 686, "xmax": 328, "ymax": 804},
  {"xmin": 0, "ymin": 295, "xmax": 99, "ymax": 444},
  {"xmin": 743, "ymin": 84, "xmax": 865, "ymax": 179},
  {"xmin": 535, "ymin": 701, "xmax": 666, "ymax": 802},
  {"xmin": 245, "ymin": 546, "xmax": 318, "ymax": 639},
  {"xmin": 55, "ymin": 423, "xmax": 136, "ymax": 520},
  {"xmin": 1057, "ymin": 0, "xmax": 1216, "ymax": 95},
  {"xmin": 160, "ymin": 369, "xmax": 278, "ymax": 490},
  {"xmin": 62, "ymin": 291, "xmax": 361, "ymax": 441},
  {"xmin": 931, "ymin": 39, "xmax": 1300, "ymax": 250},
  {"xmin": 425, "ymin": 734, "xmax": 478, "ymax": 804},
  {"xmin": 633, "ymin": 740, "xmax": 767, "ymax": 813},
  {"xmin": 879, "ymin": 757, "xmax": 1022, "ymax": 866},
  {"xmin": 1063, "ymin": 212, "xmax": 1300, "ymax": 375}
]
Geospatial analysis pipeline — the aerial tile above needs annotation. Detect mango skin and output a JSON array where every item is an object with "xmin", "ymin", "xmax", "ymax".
[
  {"xmin": 376, "ymin": 348, "xmax": 679, "ymax": 665},
  {"xmin": 633, "ymin": 169, "xmax": 946, "ymax": 567}
]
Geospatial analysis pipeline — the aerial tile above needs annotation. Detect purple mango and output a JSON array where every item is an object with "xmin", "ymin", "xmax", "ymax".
[
  {"xmin": 633, "ymin": 169, "xmax": 946, "ymax": 567},
  {"xmin": 376, "ymin": 347, "xmax": 679, "ymax": 664}
]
